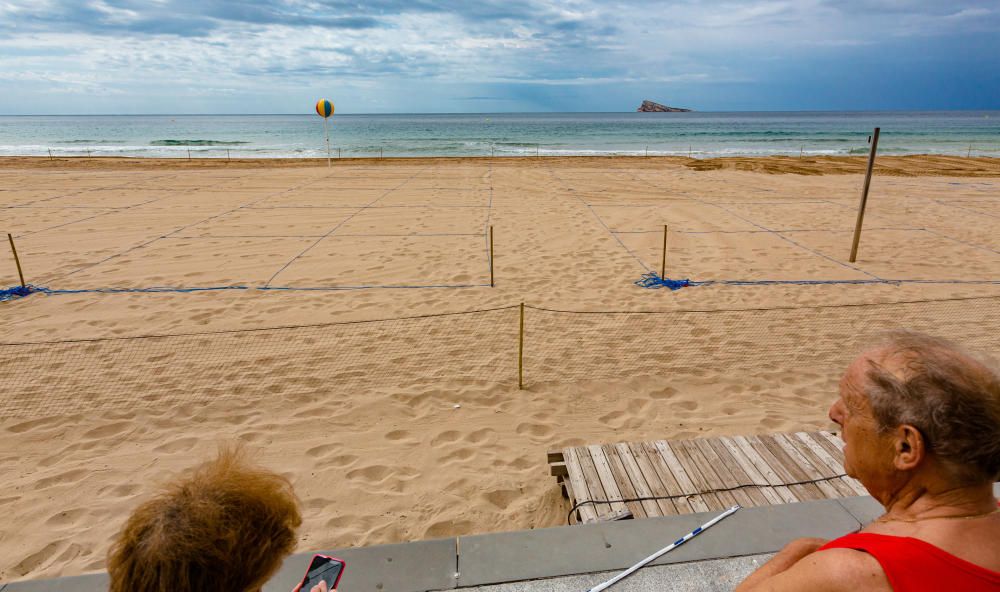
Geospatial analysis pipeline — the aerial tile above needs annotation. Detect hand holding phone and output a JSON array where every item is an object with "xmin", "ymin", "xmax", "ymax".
[{"xmin": 293, "ymin": 554, "xmax": 345, "ymax": 592}]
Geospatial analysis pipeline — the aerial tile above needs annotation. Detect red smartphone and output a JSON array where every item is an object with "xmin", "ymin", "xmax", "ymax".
[{"xmin": 300, "ymin": 554, "xmax": 345, "ymax": 591}]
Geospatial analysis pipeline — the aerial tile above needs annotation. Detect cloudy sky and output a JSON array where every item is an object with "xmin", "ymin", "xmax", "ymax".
[{"xmin": 0, "ymin": 0, "xmax": 998, "ymax": 114}]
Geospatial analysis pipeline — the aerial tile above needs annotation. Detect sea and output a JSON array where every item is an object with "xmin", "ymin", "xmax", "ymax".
[{"xmin": 0, "ymin": 111, "xmax": 997, "ymax": 159}]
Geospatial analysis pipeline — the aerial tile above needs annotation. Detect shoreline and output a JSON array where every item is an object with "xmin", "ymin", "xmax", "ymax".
[{"xmin": 1, "ymin": 154, "xmax": 999, "ymax": 176}]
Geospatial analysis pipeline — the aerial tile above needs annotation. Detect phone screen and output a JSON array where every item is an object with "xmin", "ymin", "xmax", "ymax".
[{"xmin": 302, "ymin": 556, "xmax": 344, "ymax": 589}]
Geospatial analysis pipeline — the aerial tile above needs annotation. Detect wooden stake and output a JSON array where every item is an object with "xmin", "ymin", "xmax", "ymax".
[
  {"xmin": 660, "ymin": 225, "xmax": 668, "ymax": 278},
  {"xmin": 187, "ymin": 149, "xmax": 191, "ymax": 161},
  {"xmin": 489, "ymin": 225, "xmax": 495, "ymax": 287},
  {"xmin": 8, "ymin": 233, "xmax": 25, "ymax": 288},
  {"xmin": 849, "ymin": 127, "xmax": 880, "ymax": 263},
  {"xmin": 968, "ymin": 144, "xmax": 973, "ymax": 158},
  {"xmin": 48, "ymin": 149, "xmax": 53, "ymax": 161},
  {"xmin": 518, "ymin": 302, "xmax": 525, "ymax": 390},
  {"xmin": 226, "ymin": 149, "xmax": 231, "ymax": 162},
  {"xmin": 338, "ymin": 147, "xmax": 342, "ymax": 159}
]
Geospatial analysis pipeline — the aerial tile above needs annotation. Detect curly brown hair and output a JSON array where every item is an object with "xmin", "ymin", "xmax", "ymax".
[{"xmin": 107, "ymin": 446, "xmax": 302, "ymax": 592}]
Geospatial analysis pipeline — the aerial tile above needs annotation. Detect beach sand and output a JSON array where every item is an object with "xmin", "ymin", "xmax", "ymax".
[{"xmin": 1, "ymin": 155, "xmax": 998, "ymax": 581}]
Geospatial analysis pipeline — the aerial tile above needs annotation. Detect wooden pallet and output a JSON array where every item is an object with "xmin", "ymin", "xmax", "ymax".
[{"xmin": 548, "ymin": 431, "xmax": 866, "ymax": 524}]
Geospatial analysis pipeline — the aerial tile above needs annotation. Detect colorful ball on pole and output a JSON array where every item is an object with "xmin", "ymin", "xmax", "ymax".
[{"xmin": 315, "ymin": 99, "xmax": 334, "ymax": 118}]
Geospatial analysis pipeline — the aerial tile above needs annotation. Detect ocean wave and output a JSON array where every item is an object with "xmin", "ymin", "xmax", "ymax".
[
  {"xmin": 150, "ymin": 139, "xmax": 251, "ymax": 146},
  {"xmin": 57, "ymin": 139, "xmax": 125, "ymax": 145}
]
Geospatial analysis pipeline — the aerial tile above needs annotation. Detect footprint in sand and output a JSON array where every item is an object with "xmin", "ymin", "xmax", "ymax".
[
  {"xmin": 515, "ymin": 422, "xmax": 553, "ymax": 438},
  {"xmin": 649, "ymin": 386, "xmax": 678, "ymax": 400},
  {"xmin": 97, "ymin": 483, "xmax": 139, "ymax": 498},
  {"xmin": 316, "ymin": 454, "xmax": 359, "ymax": 469},
  {"xmin": 430, "ymin": 430, "xmax": 461, "ymax": 447},
  {"xmin": 44, "ymin": 508, "xmax": 88, "ymax": 528},
  {"xmin": 346, "ymin": 464, "xmax": 418, "ymax": 484},
  {"xmin": 482, "ymin": 489, "xmax": 520, "ymax": 510},
  {"xmin": 464, "ymin": 428, "xmax": 495, "ymax": 444},
  {"xmin": 672, "ymin": 400, "xmax": 698, "ymax": 413},
  {"xmin": 385, "ymin": 429, "xmax": 413, "ymax": 442},
  {"xmin": 13, "ymin": 542, "xmax": 62, "ymax": 577},
  {"xmin": 81, "ymin": 421, "xmax": 132, "ymax": 440},
  {"xmin": 305, "ymin": 443, "xmax": 339, "ymax": 458},
  {"xmin": 153, "ymin": 437, "xmax": 198, "ymax": 453},
  {"xmin": 598, "ymin": 410, "xmax": 627, "ymax": 427},
  {"xmin": 423, "ymin": 518, "xmax": 474, "ymax": 539},
  {"xmin": 440, "ymin": 448, "xmax": 475, "ymax": 464},
  {"xmin": 33, "ymin": 468, "xmax": 90, "ymax": 491},
  {"xmin": 6, "ymin": 416, "xmax": 63, "ymax": 434}
]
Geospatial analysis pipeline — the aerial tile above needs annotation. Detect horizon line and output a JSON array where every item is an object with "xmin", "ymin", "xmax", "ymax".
[{"xmin": 2, "ymin": 108, "xmax": 999, "ymax": 117}]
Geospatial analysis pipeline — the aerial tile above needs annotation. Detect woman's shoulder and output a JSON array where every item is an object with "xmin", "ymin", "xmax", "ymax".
[{"xmin": 822, "ymin": 530, "xmax": 1000, "ymax": 583}]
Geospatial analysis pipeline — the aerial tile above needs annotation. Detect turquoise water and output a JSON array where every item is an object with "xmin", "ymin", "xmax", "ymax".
[{"xmin": 0, "ymin": 112, "xmax": 997, "ymax": 159}]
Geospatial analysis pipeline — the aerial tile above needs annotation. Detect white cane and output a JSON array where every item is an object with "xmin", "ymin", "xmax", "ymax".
[{"xmin": 587, "ymin": 505, "xmax": 741, "ymax": 592}]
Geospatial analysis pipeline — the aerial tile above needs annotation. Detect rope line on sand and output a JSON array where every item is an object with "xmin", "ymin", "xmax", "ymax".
[
  {"xmin": 0, "ymin": 304, "xmax": 522, "ymax": 345},
  {"xmin": 0, "ymin": 284, "xmax": 250, "ymax": 302},
  {"xmin": 0, "ymin": 282, "xmax": 493, "ymax": 303},
  {"xmin": 263, "ymin": 168, "xmax": 428, "ymax": 287},
  {"xmin": 634, "ymin": 272, "xmax": 1000, "ymax": 290}
]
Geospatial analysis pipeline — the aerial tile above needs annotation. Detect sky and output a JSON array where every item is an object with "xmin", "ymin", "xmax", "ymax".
[{"xmin": 0, "ymin": 0, "xmax": 998, "ymax": 114}]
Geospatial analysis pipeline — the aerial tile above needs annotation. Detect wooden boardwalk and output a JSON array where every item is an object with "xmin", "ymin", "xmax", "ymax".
[{"xmin": 548, "ymin": 431, "xmax": 866, "ymax": 524}]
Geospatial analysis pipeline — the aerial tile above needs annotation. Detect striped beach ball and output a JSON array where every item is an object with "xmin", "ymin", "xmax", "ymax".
[{"xmin": 315, "ymin": 99, "xmax": 334, "ymax": 118}]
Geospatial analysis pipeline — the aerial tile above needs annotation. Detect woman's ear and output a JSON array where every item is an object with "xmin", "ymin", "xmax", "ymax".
[{"xmin": 893, "ymin": 424, "xmax": 925, "ymax": 471}]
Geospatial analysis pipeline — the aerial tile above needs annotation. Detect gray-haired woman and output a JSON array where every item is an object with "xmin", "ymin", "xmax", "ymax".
[{"xmin": 738, "ymin": 331, "xmax": 1000, "ymax": 591}]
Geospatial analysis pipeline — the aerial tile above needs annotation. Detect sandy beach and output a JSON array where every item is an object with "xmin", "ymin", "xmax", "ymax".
[{"xmin": 2, "ymin": 155, "xmax": 999, "ymax": 582}]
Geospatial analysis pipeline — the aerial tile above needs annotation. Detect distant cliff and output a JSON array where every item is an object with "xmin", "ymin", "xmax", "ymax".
[{"xmin": 637, "ymin": 100, "xmax": 691, "ymax": 113}]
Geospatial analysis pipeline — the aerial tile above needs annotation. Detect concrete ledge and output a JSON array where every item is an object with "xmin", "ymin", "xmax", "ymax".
[
  {"xmin": 460, "ymin": 553, "xmax": 775, "ymax": 592},
  {"xmin": 2, "ymin": 574, "xmax": 108, "ymax": 592},
  {"xmin": 456, "ymin": 498, "xmax": 860, "ymax": 588},
  {"xmin": 13, "ymin": 489, "xmax": 1000, "ymax": 592},
  {"xmin": 264, "ymin": 539, "xmax": 457, "ymax": 592}
]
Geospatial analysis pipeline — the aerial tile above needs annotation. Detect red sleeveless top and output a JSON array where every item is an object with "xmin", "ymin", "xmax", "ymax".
[{"xmin": 819, "ymin": 532, "xmax": 1000, "ymax": 591}]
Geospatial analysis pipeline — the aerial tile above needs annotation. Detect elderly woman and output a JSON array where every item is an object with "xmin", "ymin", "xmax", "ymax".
[
  {"xmin": 737, "ymin": 331, "xmax": 1000, "ymax": 591},
  {"xmin": 108, "ymin": 446, "xmax": 304, "ymax": 592}
]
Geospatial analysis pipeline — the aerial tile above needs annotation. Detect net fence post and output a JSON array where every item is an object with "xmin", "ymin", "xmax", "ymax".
[
  {"xmin": 489, "ymin": 225, "xmax": 495, "ymax": 288},
  {"xmin": 849, "ymin": 127, "xmax": 879, "ymax": 263},
  {"xmin": 518, "ymin": 302, "xmax": 525, "ymax": 389},
  {"xmin": 661, "ymin": 225, "xmax": 668, "ymax": 279},
  {"xmin": 8, "ymin": 233, "xmax": 26, "ymax": 288}
]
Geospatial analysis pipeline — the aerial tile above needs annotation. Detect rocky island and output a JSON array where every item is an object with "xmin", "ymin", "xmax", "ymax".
[{"xmin": 637, "ymin": 100, "xmax": 691, "ymax": 112}]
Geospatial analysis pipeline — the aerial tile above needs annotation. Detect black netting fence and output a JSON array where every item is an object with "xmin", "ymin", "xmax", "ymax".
[{"xmin": 1, "ymin": 296, "xmax": 997, "ymax": 419}]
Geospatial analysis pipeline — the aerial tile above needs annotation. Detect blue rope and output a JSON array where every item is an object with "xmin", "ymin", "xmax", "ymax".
[
  {"xmin": 0, "ymin": 284, "xmax": 39, "ymax": 302},
  {"xmin": 2, "ymin": 284, "xmax": 249, "ymax": 301},
  {"xmin": 634, "ymin": 273, "xmax": 691, "ymax": 290},
  {"xmin": 637, "ymin": 276, "xmax": 1000, "ymax": 290}
]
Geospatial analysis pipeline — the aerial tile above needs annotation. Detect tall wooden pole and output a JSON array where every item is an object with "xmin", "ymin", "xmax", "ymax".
[
  {"xmin": 518, "ymin": 302, "xmax": 525, "ymax": 390},
  {"xmin": 8, "ymin": 233, "xmax": 25, "ymax": 288},
  {"xmin": 489, "ymin": 226, "xmax": 495, "ymax": 287},
  {"xmin": 323, "ymin": 117, "xmax": 331, "ymax": 167},
  {"xmin": 660, "ymin": 225, "xmax": 668, "ymax": 279},
  {"xmin": 849, "ymin": 127, "xmax": 879, "ymax": 263}
]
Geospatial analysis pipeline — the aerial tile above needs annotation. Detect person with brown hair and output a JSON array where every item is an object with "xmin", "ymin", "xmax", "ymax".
[
  {"xmin": 107, "ymin": 446, "xmax": 303, "ymax": 592},
  {"xmin": 737, "ymin": 331, "xmax": 1000, "ymax": 591}
]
